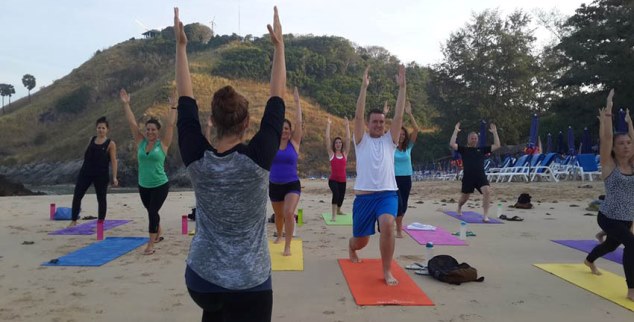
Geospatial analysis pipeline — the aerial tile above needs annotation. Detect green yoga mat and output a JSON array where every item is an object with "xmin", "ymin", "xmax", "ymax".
[{"xmin": 321, "ymin": 212, "xmax": 352, "ymax": 226}]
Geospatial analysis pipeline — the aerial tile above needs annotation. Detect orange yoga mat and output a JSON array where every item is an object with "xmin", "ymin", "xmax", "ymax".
[{"xmin": 338, "ymin": 258, "xmax": 434, "ymax": 306}]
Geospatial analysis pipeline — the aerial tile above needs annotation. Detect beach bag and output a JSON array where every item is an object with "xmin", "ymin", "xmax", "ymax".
[
  {"xmin": 427, "ymin": 255, "xmax": 484, "ymax": 285},
  {"xmin": 54, "ymin": 207, "xmax": 72, "ymax": 220},
  {"xmin": 188, "ymin": 208, "xmax": 196, "ymax": 221},
  {"xmin": 514, "ymin": 193, "xmax": 533, "ymax": 209}
]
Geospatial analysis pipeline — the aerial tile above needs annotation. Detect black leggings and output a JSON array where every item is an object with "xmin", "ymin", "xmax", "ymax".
[
  {"xmin": 586, "ymin": 212, "xmax": 634, "ymax": 288},
  {"xmin": 328, "ymin": 180, "xmax": 346, "ymax": 208},
  {"xmin": 71, "ymin": 173, "xmax": 109, "ymax": 221},
  {"xmin": 396, "ymin": 175, "xmax": 412, "ymax": 216},
  {"xmin": 138, "ymin": 182, "xmax": 169, "ymax": 234},
  {"xmin": 188, "ymin": 288, "xmax": 272, "ymax": 322}
]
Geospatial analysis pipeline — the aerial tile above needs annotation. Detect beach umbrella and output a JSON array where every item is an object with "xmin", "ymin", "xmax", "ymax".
[
  {"xmin": 581, "ymin": 127, "xmax": 592, "ymax": 154},
  {"xmin": 546, "ymin": 133, "xmax": 552, "ymax": 153},
  {"xmin": 525, "ymin": 114, "xmax": 539, "ymax": 154},
  {"xmin": 557, "ymin": 131, "xmax": 565, "ymax": 154},
  {"xmin": 479, "ymin": 120, "xmax": 487, "ymax": 148},
  {"xmin": 567, "ymin": 126, "xmax": 576, "ymax": 155},
  {"xmin": 616, "ymin": 108, "xmax": 627, "ymax": 133}
]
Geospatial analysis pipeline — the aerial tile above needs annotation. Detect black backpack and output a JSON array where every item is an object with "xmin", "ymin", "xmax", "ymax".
[{"xmin": 427, "ymin": 255, "xmax": 485, "ymax": 285}]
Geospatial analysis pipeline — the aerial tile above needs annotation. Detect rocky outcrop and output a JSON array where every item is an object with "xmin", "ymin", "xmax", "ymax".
[{"xmin": 0, "ymin": 175, "xmax": 43, "ymax": 196}]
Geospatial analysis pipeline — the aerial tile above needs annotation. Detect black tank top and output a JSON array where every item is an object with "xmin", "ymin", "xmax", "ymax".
[{"xmin": 80, "ymin": 136, "xmax": 111, "ymax": 176}]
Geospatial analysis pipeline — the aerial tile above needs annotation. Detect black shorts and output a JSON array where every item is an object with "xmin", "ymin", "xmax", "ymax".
[
  {"xmin": 269, "ymin": 180, "xmax": 301, "ymax": 202},
  {"xmin": 461, "ymin": 175, "xmax": 489, "ymax": 194}
]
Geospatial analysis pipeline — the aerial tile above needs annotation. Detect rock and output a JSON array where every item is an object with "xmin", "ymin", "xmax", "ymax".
[{"xmin": 0, "ymin": 175, "xmax": 43, "ymax": 196}]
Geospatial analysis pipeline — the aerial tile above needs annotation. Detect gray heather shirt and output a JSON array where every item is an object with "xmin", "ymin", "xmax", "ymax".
[
  {"xmin": 600, "ymin": 167, "xmax": 634, "ymax": 221},
  {"xmin": 177, "ymin": 96, "xmax": 285, "ymax": 290}
]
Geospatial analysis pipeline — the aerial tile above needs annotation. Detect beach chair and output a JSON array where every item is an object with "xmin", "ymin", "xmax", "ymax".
[
  {"xmin": 576, "ymin": 154, "xmax": 601, "ymax": 181},
  {"xmin": 530, "ymin": 153, "xmax": 559, "ymax": 182},
  {"xmin": 495, "ymin": 154, "xmax": 531, "ymax": 182},
  {"xmin": 486, "ymin": 156, "xmax": 513, "ymax": 181}
]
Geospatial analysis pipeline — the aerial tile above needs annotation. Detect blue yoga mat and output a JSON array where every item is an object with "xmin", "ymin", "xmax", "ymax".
[
  {"xmin": 442, "ymin": 211, "xmax": 503, "ymax": 224},
  {"xmin": 552, "ymin": 239, "xmax": 623, "ymax": 265},
  {"xmin": 42, "ymin": 237, "xmax": 149, "ymax": 267}
]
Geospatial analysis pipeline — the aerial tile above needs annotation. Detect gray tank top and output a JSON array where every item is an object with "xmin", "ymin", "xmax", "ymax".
[{"xmin": 599, "ymin": 166, "xmax": 634, "ymax": 221}]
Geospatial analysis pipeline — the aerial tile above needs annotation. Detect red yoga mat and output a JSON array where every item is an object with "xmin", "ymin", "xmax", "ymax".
[{"xmin": 338, "ymin": 258, "xmax": 434, "ymax": 306}]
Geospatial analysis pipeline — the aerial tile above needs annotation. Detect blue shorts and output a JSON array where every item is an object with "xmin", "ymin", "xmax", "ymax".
[{"xmin": 352, "ymin": 191, "xmax": 398, "ymax": 237}]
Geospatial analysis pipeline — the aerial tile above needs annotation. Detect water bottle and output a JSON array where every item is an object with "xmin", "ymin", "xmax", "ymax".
[
  {"xmin": 425, "ymin": 242, "xmax": 434, "ymax": 264},
  {"xmin": 497, "ymin": 203, "xmax": 503, "ymax": 218},
  {"xmin": 297, "ymin": 208, "xmax": 304, "ymax": 227},
  {"xmin": 459, "ymin": 221, "xmax": 467, "ymax": 240},
  {"xmin": 96, "ymin": 219, "xmax": 104, "ymax": 241}
]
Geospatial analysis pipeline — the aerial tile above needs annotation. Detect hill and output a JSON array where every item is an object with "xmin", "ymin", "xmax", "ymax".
[{"xmin": 0, "ymin": 30, "xmax": 435, "ymax": 186}]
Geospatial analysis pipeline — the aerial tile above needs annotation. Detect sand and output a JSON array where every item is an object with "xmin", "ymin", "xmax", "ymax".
[{"xmin": 0, "ymin": 180, "xmax": 631, "ymax": 322}]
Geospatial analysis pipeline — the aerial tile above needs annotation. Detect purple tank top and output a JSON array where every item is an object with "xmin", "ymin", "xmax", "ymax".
[{"xmin": 269, "ymin": 142, "xmax": 299, "ymax": 183}]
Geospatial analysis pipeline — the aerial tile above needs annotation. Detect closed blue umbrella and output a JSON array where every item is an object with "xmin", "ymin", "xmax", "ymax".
[
  {"xmin": 581, "ymin": 127, "xmax": 592, "ymax": 153},
  {"xmin": 616, "ymin": 108, "xmax": 627, "ymax": 133},
  {"xmin": 546, "ymin": 133, "xmax": 552, "ymax": 153},
  {"xmin": 567, "ymin": 126, "xmax": 576, "ymax": 155},
  {"xmin": 557, "ymin": 131, "xmax": 565, "ymax": 154},
  {"xmin": 479, "ymin": 120, "xmax": 487, "ymax": 148},
  {"xmin": 528, "ymin": 114, "xmax": 539, "ymax": 148}
]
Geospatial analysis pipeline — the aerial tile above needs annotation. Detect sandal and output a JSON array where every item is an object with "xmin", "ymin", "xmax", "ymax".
[
  {"xmin": 414, "ymin": 268, "xmax": 429, "ymax": 275},
  {"xmin": 142, "ymin": 249, "xmax": 156, "ymax": 255},
  {"xmin": 507, "ymin": 215, "xmax": 524, "ymax": 221},
  {"xmin": 405, "ymin": 263, "xmax": 427, "ymax": 270}
]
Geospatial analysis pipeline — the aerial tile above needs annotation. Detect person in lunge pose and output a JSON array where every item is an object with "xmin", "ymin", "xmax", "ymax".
[
  {"xmin": 585, "ymin": 89, "xmax": 634, "ymax": 302},
  {"xmin": 69, "ymin": 117, "xmax": 118, "ymax": 227},
  {"xmin": 348, "ymin": 65, "xmax": 407, "ymax": 286},
  {"xmin": 449, "ymin": 122, "xmax": 500, "ymax": 222},
  {"xmin": 394, "ymin": 101, "xmax": 420, "ymax": 237},
  {"xmin": 175, "ymin": 7, "xmax": 286, "ymax": 321},
  {"xmin": 325, "ymin": 116, "xmax": 350, "ymax": 222}
]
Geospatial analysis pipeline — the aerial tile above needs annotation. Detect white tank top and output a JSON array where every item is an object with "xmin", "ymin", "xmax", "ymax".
[{"xmin": 353, "ymin": 131, "xmax": 398, "ymax": 191}]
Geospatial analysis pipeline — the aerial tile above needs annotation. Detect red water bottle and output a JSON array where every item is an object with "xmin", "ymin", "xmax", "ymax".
[
  {"xmin": 50, "ymin": 203, "xmax": 56, "ymax": 220},
  {"xmin": 182, "ymin": 215, "xmax": 188, "ymax": 235},
  {"xmin": 96, "ymin": 220, "xmax": 104, "ymax": 240}
]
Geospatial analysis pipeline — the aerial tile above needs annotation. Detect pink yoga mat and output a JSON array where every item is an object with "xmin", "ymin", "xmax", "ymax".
[{"xmin": 404, "ymin": 226, "xmax": 467, "ymax": 246}]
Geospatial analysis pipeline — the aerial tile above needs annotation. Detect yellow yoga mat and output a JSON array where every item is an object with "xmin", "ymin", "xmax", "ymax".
[
  {"xmin": 534, "ymin": 263, "xmax": 634, "ymax": 311},
  {"xmin": 269, "ymin": 239, "xmax": 303, "ymax": 271}
]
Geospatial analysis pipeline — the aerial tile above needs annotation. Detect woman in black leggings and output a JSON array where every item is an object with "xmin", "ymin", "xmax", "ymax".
[
  {"xmin": 325, "ymin": 116, "xmax": 350, "ymax": 222},
  {"xmin": 585, "ymin": 89, "xmax": 634, "ymax": 302},
  {"xmin": 69, "ymin": 117, "xmax": 118, "ymax": 226}
]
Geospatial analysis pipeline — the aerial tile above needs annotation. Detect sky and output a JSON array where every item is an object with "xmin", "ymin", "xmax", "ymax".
[{"xmin": 0, "ymin": 0, "xmax": 588, "ymax": 101}]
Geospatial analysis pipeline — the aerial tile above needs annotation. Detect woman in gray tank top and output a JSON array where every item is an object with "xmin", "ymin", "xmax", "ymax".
[{"xmin": 585, "ymin": 89, "xmax": 634, "ymax": 302}]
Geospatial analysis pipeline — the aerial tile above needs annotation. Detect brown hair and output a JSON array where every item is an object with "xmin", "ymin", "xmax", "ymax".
[
  {"xmin": 366, "ymin": 108, "xmax": 384, "ymax": 122},
  {"xmin": 211, "ymin": 86, "xmax": 249, "ymax": 138},
  {"xmin": 398, "ymin": 126, "xmax": 409, "ymax": 151},
  {"xmin": 332, "ymin": 137, "xmax": 343, "ymax": 153},
  {"xmin": 146, "ymin": 118, "xmax": 161, "ymax": 130}
]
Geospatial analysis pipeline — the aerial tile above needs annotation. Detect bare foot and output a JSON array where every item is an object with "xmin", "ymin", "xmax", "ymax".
[
  {"xmin": 282, "ymin": 247, "xmax": 291, "ymax": 256},
  {"xmin": 349, "ymin": 244, "xmax": 360, "ymax": 263},
  {"xmin": 143, "ymin": 247, "xmax": 155, "ymax": 255},
  {"xmin": 331, "ymin": 216, "xmax": 336, "ymax": 222},
  {"xmin": 68, "ymin": 221, "xmax": 78, "ymax": 227},
  {"xmin": 273, "ymin": 236, "xmax": 282, "ymax": 244},
  {"xmin": 482, "ymin": 216, "xmax": 490, "ymax": 223},
  {"xmin": 337, "ymin": 211, "xmax": 345, "ymax": 215},
  {"xmin": 584, "ymin": 259, "xmax": 602, "ymax": 275},
  {"xmin": 595, "ymin": 232, "xmax": 606, "ymax": 243},
  {"xmin": 627, "ymin": 289, "xmax": 634, "ymax": 301},
  {"xmin": 457, "ymin": 207, "xmax": 462, "ymax": 216},
  {"xmin": 396, "ymin": 231, "xmax": 403, "ymax": 238},
  {"xmin": 384, "ymin": 271, "xmax": 399, "ymax": 286}
]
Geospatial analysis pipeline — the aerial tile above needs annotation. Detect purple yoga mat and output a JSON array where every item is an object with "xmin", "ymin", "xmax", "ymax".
[
  {"xmin": 404, "ymin": 226, "xmax": 467, "ymax": 246},
  {"xmin": 552, "ymin": 239, "xmax": 623, "ymax": 265},
  {"xmin": 49, "ymin": 220, "xmax": 131, "ymax": 235},
  {"xmin": 442, "ymin": 211, "xmax": 503, "ymax": 224}
]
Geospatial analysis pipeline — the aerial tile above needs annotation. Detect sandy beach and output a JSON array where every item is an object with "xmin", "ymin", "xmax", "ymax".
[{"xmin": 0, "ymin": 179, "xmax": 631, "ymax": 322}]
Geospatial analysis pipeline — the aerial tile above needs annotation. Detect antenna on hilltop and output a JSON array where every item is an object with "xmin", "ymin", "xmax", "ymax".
[
  {"xmin": 210, "ymin": 16, "xmax": 216, "ymax": 36},
  {"xmin": 238, "ymin": 1, "xmax": 241, "ymax": 36}
]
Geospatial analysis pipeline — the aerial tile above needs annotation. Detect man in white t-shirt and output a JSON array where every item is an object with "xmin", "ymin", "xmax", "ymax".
[{"xmin": 349, "ymin": 65, "xmax": 406, "ymax": 286}]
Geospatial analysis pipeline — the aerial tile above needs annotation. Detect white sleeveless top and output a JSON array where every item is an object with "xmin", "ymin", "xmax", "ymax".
[{"xmin": 353, "ymin": 131, "xmax": 398, "ymax": 191}]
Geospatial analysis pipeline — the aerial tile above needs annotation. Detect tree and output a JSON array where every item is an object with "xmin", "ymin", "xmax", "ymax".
[
  {"xmin": 549, "ymin": 0, "xmax": 634, "ymax": 135},
  {"xmin": 22, "ymin": 74, "xmax": 36, "ymax": 101},
  {"xmin": 0, "ymin": 84, "xmax": 15, "ymax": 114},
  {"xmin": 428, "ymin": 9, "xmax": 542, "ymax": 146},
  {"xmin": 184, "ymin": 23, "xmax": 213, "ymax": 45}
]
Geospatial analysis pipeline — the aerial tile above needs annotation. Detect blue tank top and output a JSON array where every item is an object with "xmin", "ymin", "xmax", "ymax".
[
  {"xmin": 269, "ymin": 142, "xmax": 299, "ymax": 184},
  {"xmin": 394, "ymin": 142, "xmax": 413, "ymax": 176}
]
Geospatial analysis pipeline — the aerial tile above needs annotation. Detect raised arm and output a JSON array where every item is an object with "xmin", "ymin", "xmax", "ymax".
[
  {"xmin": 291, "ymin": 87, "xmax": 302, "ymax": 149},
  {"xmin": 119, "ymin": 89, "xmax": 144, "ymax": 145},
  {"xmin": 108, "ymin": 141, "xmax": 118, "ymax": 187},
  {"xmin": 449, "ymin": 122, "xmax": 460, "ymax": 151},
  {"xmin": 405, "ymin": 101, "xmax": 419, "ymax": 143},
  {"xmin": 174, "ymin": 8, "xmax": 193, "ymax": 98},
  {"xmin": 268, "ymin": 6, "xmax": 286, "ymax": 98},
  {"xmin": 344, "ymin": 116, "xmax": 351, "ymax": 157},
  {"xmin": 390, "ymin": 65, "xmax": 406, "ymax": 144},
  {"xmin": 325, "ymin": 118, "xmax": 333, "ymax": 158},
  {"xmin": 161, "ymin": 91, "xmax": 178, "ymax": 152},
  {"xmin": 626, "ymin": 108, "xmax": 634, "ymax": 142},
  {"xmin": 599, "ymin": 89, "xmax": 615, "ymax": 177},
  {"xmin": 354, "ymin": 67, "xmax": 370, "ymax": 145},
  {"xmin": 490, "ymin": 123, "xmax": 501, "ymax": 151}
]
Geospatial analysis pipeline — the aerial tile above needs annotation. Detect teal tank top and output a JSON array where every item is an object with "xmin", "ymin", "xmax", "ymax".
[
  {"xmin": 394, "ymin": 142, "xmax": 413, "ymax": 176},
  {"xmin": 137, "ymin": 139, "xmax": 168, "ymax": 188}
]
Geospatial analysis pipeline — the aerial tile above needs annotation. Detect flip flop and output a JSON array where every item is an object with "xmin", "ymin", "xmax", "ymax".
[
  {"xmin": 154, "ymin": 236, "xmax": 164, "ymax": 243},
  {"xmin": 507, "ymin": 215, "xmax": 524, "ymax": 221},
  {"xmin": 414, "ymin": 268, "xmax": 429, "ymax": 275},
  {"xmin": 142, "ymin": 249, "xmax": 156, "ymax": 255},
  {"xmin": 499, "ymin": 214, "xmax": 508, "ymax": 220},
  {"xmin": 405, "ymin": 263, "xmax": 427, "ymax": 270},
  {"xmin": 82, "ymin": 216, "xmax": 98, "ymax": 220}
]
